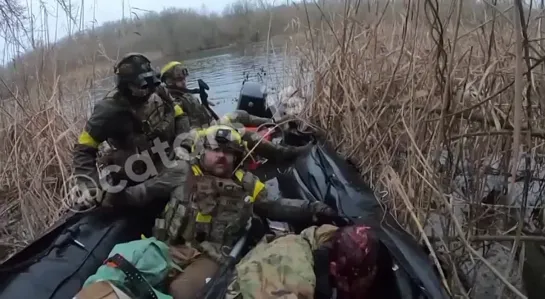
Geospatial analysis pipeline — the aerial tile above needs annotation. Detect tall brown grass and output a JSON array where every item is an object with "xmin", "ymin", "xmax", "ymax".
[
  {"xmin": 287, "ymin": 0, "xmax": 545, "ymax": 297},
  {"xmin": 0, "ymin": 46, "xmax": 113, "ymax": 261},
  {"xmin": 2, "ymin": 0, "xmax": 545, "ymax": 297},
  {"xmin": 0, "ymin": 0, "xmax": 291, "ymax": 262},
  {"xmin": 0, "ymin": 0, "xmax": 115, "ymax": 261}
]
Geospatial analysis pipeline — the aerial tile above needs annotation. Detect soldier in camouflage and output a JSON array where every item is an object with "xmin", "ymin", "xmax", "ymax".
[
  {"xmin": 160, "ymin": 61, "xmax": 213, "ymax": 129},
  {"xmin": 160, "ymin": 61, "xmax": 312, "ymax": 162},
  {"xmin": 226, "ymin": 224, "xmax": 379, "ymax": 299},
  {"xmin": 71, "ymin": 53, "xmax": 191, "ymax": 208},
  {"xmin": 152, "ymin": 125, "xmax": 337, "ymax": 299},
  {"xmin": 160, "ymin": 61, "xmax": 281, "ymax": 129}
]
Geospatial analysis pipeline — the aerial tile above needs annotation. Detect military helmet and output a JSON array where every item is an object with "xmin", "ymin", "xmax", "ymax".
[
  {"xmin": 196, "ymin": 125, "xmax": 246, "ymax": 155},
  {"xmin": 113, "ymin": 52, "xmax": 160, "ymax": 90},
  {"xmin": 160, "ymin": 61, "xmax": 188, "ymax": 82}
]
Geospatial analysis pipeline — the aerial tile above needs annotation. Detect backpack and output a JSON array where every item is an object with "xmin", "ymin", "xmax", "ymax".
[{"xmin": 83, "ymin": 237, "xmax": 181, "ymax": 299}]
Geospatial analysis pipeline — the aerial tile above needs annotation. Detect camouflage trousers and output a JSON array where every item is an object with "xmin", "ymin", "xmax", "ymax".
[{"xmin": 225, "ymin": 234, "xmax": 316, "ymax": 299}]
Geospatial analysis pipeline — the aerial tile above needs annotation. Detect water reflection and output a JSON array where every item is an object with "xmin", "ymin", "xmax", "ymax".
[
  {"xmin": 181, "ymin": 49, "xmax": 295, "ymax": 116},
  {"xmin": 91, "ymin": 44, "xmax": 296, "ymax": 118}
]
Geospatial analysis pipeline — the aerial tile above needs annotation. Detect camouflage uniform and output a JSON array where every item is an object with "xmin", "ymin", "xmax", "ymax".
[
  {"xmin": 160, "ymin": 61, "xmax": 309, "ymax": 162},
  {"xmin": 226, "ymin": 224, "xmax": 380, "ymax": 299},
  {"xmin": 219, "ymin": 111, "xmax": 312, "ymax": 162},
  {"xmin": 168, "ymin": 89, "xmax": 213, "ymax": 129},
  {"xmin": 153, "ymin": 125, "xmax": 337, "ymax": 264},
  {"xmin": 72, "ymin": 53, "xmax": 191, "ymax": 207},
  {"xmin": 219, "ymin": 110, "xmax": 276, "ymax": 128},
  {"xmin": 226, "ymin": 224, "xmax": 339, "ymax": 299},
  {"xmin": 161, "ymin": 62, "xmax": 273, "ymax": 130},
  {"xmin": 178, "ymin": 120, "xmax": 311, "ymax": 166},
  {"xmin": 160, "ymin": 61, "xmax": 212, "ymax": 129}
]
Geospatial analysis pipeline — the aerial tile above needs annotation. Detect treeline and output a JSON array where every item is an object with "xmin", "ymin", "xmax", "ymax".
[
  {"xmin": 71, "ymin": 2, "xmax": 300, "ymax": 61},
  {"xmin": 0, "ymin": 0, "xmax": 536, "ymax": 83},
  {"xmin": 1, "ymin": 0, "xmax": 309, "ymax": 78}
]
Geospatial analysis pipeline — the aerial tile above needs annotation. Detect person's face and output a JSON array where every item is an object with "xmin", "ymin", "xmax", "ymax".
[
  {"xmin": 201, "ymin": 149, "xmax": 235, "ymax": 177},
  {"xmin": 174, "ymin": 77, "xmax": 187, "ymax": 89}
]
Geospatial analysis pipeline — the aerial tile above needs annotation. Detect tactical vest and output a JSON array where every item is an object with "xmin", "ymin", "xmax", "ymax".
[
  {"xmin": 129, "ymin": 85, "xmax": 178, "ymax": 153},
  {"xmin": 101, "ymin": 87, "xmax": 178, "ymax": 178},
  {"xmin": 156, "ymin": 165, "xmax": 265, "ymax": 249},
  {"xmin": 168, "ymin": 88, "xmax": 212, "ymax": 128}
]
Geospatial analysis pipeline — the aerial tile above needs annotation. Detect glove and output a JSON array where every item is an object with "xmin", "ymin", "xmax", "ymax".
[
  {"xmin": 69, "ymin": 182, "xmax": 103, "ymax": 209},
  {"xmin": 310, "ymin": 201, "xmax": 338, "ymax": 224},
  {"xmin": 287, "ymin": 142, "xmax": 313, "ymax": 156},
  {"xmin": 174, "ymin": 146, "xmax": 191, "ymax": 161},
  {"xmin": 273, "ymin": 114, "xmax": 295, "ymax": 124}
]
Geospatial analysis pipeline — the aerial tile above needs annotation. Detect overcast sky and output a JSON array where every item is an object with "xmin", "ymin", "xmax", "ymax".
[
  {"xmin": 85, "ymin": 0, "xmax": 236, "ymax": 24},
  {"xmin": 1, "ymin": 0, "xmax": 249, "ymax": 62}
]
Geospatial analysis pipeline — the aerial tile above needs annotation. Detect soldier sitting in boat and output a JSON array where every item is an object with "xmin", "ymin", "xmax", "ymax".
[
  {"xmin": 71, "ymin": 53, "xmax": 191, "ymax": 209},
  {"xmin": 159, "ymin": 60, "xmax": 312, "ymax": 163},
  {"xmin": 159, "ymin": 61, "xmax": 213, "ymax": 129},
  {"xmin": 153, "ymin": 125, "xmax": 337, "ymax": 299}
]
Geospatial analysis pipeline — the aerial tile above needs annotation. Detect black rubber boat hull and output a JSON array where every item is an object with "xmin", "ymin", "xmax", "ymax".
[
  {"xmin": 0, "ymin": 141, "xmax": 448, "ymax": 299},
  {"xmin": 0, "ymin": 208, "xmax": 160, "ymax": 299},
  {"xmin": 277, "ymin": 141, "xmax": 449, "ymax": 299}
]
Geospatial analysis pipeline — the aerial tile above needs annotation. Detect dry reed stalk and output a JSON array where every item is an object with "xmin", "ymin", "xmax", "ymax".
[
  {"xmin": 0, "ymin": 51, "xmax": 96, "ymax": 262},
  {"xmin": 288, "ymin": 0, "xmax": 545, "ymax": 297}
]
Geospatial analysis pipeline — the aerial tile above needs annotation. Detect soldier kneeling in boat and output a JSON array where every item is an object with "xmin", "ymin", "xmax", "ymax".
[
  {"xmin": 159, "ymin": 61, "xmax": 311, "ymax": 162},
  {"xmin": 153, "ymin": 125, "xmax": 337, "ymax": 299},
  {"xmin": 71, "ymin": 53, "xmax": 191, "ymax": 209}
]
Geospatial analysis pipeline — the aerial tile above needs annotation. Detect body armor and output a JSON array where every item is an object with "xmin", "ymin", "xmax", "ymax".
[
  {"xmin": 168, "ymin": 88, "xmax": 212, "ymax": 129},
  {"xmin": 156, "ymin": 165, "xmax": 263, "ymax": 251},
  {"xmin": 184, "ymin": 173, "xmax": 252, "ymax": 246},
  {"xmin": 99, "ymin": 88, "xmax": 178, "ymax": 180}
]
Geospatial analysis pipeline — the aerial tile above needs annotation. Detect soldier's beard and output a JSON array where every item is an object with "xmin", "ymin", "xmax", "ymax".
[
  {"xmin": 212, "ymin": 158, "xmax": 234, "ymax": 177},
  {"xmin": 201, "ymin": 151, "xmax": 235, "ymax": 177}
]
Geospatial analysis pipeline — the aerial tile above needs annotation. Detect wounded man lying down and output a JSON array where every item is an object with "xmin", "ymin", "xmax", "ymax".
[
  {"xmin": 226, "ymin": 224, "xmax": 380, "ymax": 299},
  {"xmin": 72, "ymin": 224, "xmax": 378, "ymax": 299}
]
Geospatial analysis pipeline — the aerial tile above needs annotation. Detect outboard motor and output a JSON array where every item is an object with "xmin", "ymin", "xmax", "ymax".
[{"xmin": 237, "ymin": 81, "xmax": 271, "ymax": 118}]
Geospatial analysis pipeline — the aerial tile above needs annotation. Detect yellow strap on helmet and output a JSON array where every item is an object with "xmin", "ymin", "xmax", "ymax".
[{"xmin": 160, "ymin": 61, "xmax": 183, "ymax": 78}]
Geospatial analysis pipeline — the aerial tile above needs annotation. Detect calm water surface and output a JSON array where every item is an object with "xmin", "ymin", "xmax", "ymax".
[{"xmin": 91, "ymin": 43, "xmax": 297, "ymax": 117}]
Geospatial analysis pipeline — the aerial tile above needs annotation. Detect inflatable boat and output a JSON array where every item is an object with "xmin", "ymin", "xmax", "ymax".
[{"xmin": 0, "ymin": 81, "xmax": 450, "ymax": 299}]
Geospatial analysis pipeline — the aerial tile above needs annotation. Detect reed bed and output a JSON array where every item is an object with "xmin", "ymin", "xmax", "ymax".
[
  {"xmin": 0, "ymin": 51, "xmax": 111, "ymax": 261},
  {"xmin": 287, "ymin": 0, "xmax": 545, "ymax": 298},
  {"xmin": 1, "ymin": 0, "xmax": 545, "ymax": 297}
]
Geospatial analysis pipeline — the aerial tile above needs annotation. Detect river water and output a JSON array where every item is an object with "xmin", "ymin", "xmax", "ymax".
[{"xmin": 90, "ymin": 42, "xmax": 297, "ymax": 116}]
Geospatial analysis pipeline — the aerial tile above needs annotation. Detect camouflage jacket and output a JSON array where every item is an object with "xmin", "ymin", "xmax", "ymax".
[
  {"xmin": 226, "ymin": 225, "xmax": 339, "ymax": 299},
  {"xmin": 179, "ymin": 122, "xmax": 310, "ymax": 164},
  {"xmin": 218, "ymin": 110, "xmax": 273, "ymax": 128},
  {"xmin": 73, "ymin": 85, "xmax": 190, "ymax": 186},
  {"xmin": 167, "ymin": 87, "xmax": 273, "ymax": 130},
  {"xmin": 167, "ymin": 87, "xmax": 213, "ymax": 129},
  {"xmin": 153, "ymin": 163, "xmax": 325, "ymax": 262}
]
